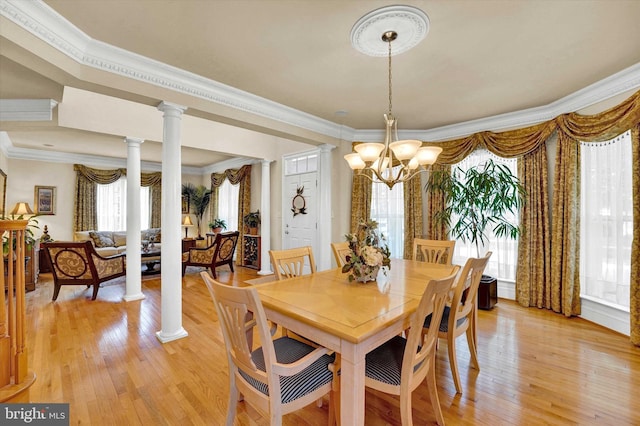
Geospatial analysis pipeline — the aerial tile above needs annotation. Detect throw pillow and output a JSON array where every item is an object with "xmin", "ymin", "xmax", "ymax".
[
  {"xmin": 89, "ymin": 231, "xmax": 114, "ymax": 248},
  {"xmin": 147, "ymin": 228, "xmax": 161, "ymax": 243}
]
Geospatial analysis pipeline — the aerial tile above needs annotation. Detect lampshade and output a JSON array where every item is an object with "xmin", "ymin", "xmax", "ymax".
[
  {"xmin": 11, "ymin": 202, "xmax": 34, "ymax": 216},
  {"xmin": 182, "ymin": 215, "xmax": 194, "ymax": 226}
]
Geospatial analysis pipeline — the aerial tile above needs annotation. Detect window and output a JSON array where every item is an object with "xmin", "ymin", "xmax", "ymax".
[
  {"xmin": 450, "ymin": 150, "xmax": 520, "ymax": 281},
  {"xmin": 217, "ymin": 179, "xmax": 240, "ymax": 232},
  {"xmin": 580, "ymin": 130, "xmax": 632, "ymax": 310},
  {"xmin": 97, "ymin": 178, "xmax": 150, "ymax": 231},
  {"xmin": 370, "ymin": 166, "xmax": 404, "ymax": 259}
]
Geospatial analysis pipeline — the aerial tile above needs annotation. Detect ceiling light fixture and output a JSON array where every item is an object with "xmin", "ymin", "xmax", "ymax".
[{"xmin": 345, "ymin": 6, "xmax": 442, "ymax": 189}]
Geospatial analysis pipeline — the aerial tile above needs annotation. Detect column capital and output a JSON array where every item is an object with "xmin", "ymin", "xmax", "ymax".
[
  {"xmin": 157, "ymin": 101, "xmax": 187, "ymax": 115},
  {"xmin": 124, "ymin": 137, "xmax": 145, "ymax": 146},
  {"xmin": 319, "ymin": 143, "xmax": 336, "ymax": 153}
]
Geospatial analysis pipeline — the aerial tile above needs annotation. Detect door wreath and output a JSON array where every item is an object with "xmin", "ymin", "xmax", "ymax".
[{"xmin": 291, "ymin": 186, "xmax": 307, "ymax": 216}]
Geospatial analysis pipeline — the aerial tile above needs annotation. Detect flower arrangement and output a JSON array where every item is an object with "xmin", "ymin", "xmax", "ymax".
[{"xmin": 342, "ymin": 220, "xmax": 391, "ymax": 282}]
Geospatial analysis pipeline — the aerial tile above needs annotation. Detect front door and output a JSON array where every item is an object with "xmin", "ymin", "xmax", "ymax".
[{"xmin": 283, "ymin": 171, "xmax": 318, "ymax": 273}]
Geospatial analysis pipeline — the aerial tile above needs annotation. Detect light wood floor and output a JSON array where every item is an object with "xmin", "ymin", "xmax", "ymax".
[{"xmin": 23, "ymin": 265, "xmax": 640, "ymax": 425}]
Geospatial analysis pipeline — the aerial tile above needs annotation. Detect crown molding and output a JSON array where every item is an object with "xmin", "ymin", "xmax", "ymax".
[
  {"xmin": 1, "ymin": 0, "xmax": 639, "ymax": 146},
  {"xmin": 0, "ymin": 99, "xmax": 58, "ymax": 121},
  {"xmin": 0, "ymin": 0, "xmax": 342, "ymax": 139},
  {"xmin": 0, "ymin": 131, "xmax": 205, "ymax": 174},
  {"xmin": 202, "ymin": 157, "xmax": 255, "ymax": 175}
]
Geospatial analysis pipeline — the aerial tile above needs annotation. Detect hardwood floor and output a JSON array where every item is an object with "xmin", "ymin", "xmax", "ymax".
[{"xmin": 23, "ymin": 266, "xmax": 640, "ymax": 425}]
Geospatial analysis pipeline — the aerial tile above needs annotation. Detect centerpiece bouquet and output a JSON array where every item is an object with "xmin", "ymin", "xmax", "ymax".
[{"xmin": 342, "ymin": 220, "xmax": 391, "ymax": 282}]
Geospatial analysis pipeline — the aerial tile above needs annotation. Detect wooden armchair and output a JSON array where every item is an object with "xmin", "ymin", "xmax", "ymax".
[
  {"xmin": 182, "ymin": 231, "xmax": 239, "ymax": 278},
  {"xmin": 41, "ymin": 241, "xmax": 126, "ymax": 301}
]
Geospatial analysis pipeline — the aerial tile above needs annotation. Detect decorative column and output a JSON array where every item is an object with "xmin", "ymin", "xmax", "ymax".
[
  {"xmin": 123, "ymin": 137, "xmax": 145, "ymax": 302},
  {"xmin": 258, "ymin": 159, "xmax": 272, "ymax": 275},
  {"xmin": 318, "ymin": 144, "xmax": 334, "ymax": 270},
  {"xmin": 156, "ymin": 101, "xmax": 188, "ymax": 343}
]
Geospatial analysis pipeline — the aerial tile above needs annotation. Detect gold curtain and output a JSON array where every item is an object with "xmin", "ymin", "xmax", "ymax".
[
  {"xmin": 349, "ymin": 171, "xmax": 372, "ymax": 232},
  {"xmin": 73, "ymin": 165, "xmax": 125, "ymax": 231},
  {"xmin": 515, "ymin": 145, "xmax": 552, "ymax": 309},
  {"xmin": 210, "ymin": 165, "xmax": 252, "ymax": 263},
  {"xmin": 403, "ymin": 174, "xmax": 423, "ymax": 259},
  {"xmin": 73, "ymin": 165, "xmax": 162, "ymax": 231},
  {"xmin": 141, "ymin": 172, "xmax": 162, "ymax": 228},
  {"xmin": 631, "ymin": 123, "xmax": 640, "ymax": 346}
]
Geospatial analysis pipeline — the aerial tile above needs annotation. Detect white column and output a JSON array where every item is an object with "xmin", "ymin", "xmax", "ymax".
[
  {"xmin": 156, "ymin": 101, "xmax": 188, "ymax": 343},
  {"xmin": 318, "ymin": 144, "xmax": 334, "ymax": 270},
  {"xmin": 123, "ymin": 137, "xmax": 146, "ymax": 302},
  {"xmin": 258, "ymin": 159, "xmax": 272, "ymax": 275}
]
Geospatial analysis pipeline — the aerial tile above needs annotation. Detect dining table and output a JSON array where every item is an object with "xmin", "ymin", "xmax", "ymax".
[{"xmin": 254, "ymin": 258, "xmax": 459, "ymax": 426}]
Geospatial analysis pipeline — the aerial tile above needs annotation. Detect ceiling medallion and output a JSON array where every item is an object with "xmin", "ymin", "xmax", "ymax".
[{"xmin": 350, "ymin": 5, "xmax": 430, "ymax": 57}]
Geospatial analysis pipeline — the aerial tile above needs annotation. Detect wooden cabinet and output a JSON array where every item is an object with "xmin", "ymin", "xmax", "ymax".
[
  {"xmin": 25, "ymin": 244, "xmax": 38, "ymax": 292},
  {"xmin": 182, "ymin": 238, "xmax": 196, "ymax": 252},
  {"xmin": 242, "ymin": 235, "xmax": 261, "ymax": 269}
]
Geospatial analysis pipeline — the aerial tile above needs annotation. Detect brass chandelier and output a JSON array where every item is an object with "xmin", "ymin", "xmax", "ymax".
[{"xmin": 344, "ymin": 28, "xmax": 442, "ymax": 189}]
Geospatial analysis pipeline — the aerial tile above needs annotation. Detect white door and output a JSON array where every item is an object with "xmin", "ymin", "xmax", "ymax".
[{"xmin": 283, "ymin": 172, "xmax": 318, "ymax": 272}]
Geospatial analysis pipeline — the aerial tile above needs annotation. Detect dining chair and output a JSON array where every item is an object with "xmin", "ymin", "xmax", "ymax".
[
  {"xmin": 200, "ymin": 272, "xmax": 335, "ymax": 426},
  {"xmin": 412, "ymin": 238, "xmax": 456, "ymax": 265},
  {"xmin": 330, "ymin": 241, "xmax": 350, "ymax": 268},
  {"xmin": 360, "ymin": 267, "xmax": 460, "ymax": 426},
  {"xmin": 423, "ymin": 251, "xmax": 492, "ymax": 394},
  {"xmin": 269, "ymin": 246, "xmax": 316, "ymax": 280}
]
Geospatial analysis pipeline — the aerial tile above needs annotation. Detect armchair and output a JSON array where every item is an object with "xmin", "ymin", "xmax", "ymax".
[
  {"xmin": 41, "ymin": 241, "xmax": 126, "ymax": 301},
  {"xmin": 181, "ymin": 231, "xmax": 239, "ymax": 278}
]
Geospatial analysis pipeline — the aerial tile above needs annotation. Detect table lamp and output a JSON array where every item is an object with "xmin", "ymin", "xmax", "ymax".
[
  {"xmin": 182, "ymin": 215, "xmax": 194, "ymax": 238},
  {"xmin": 11, "ymin": 202, "xmax": 34, "ymax": 216}
]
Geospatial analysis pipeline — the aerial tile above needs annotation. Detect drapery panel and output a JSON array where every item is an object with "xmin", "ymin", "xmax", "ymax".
[
  {"xmin": 403, "ymin": 173, "xmax": 423, "ymax": 259},
  {"xmin": 631, "ymin": 124, "xmax": 640, "ymax": 346},
  {"xmin": 73, "ymin": 165, "xmax": 162, "ymax": 231},
  {"xmin": 210, "ymin": 164, "xmax": 251, "ymax": 263},
  {"xmin": 349, "ymin": 171, "xmax": 372, "ymax": 233}
]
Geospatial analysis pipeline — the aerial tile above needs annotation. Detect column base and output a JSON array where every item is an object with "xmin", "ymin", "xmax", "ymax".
[
  {"xmin": 123, "ymin": 292, "xmax": 145, "ymax": 302},
  {"xmin": 155, "ymin": 327, "xmax": 188, "ymax": 343}
]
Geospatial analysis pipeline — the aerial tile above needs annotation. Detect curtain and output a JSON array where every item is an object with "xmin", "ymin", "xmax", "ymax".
[
  {"xmin": 631, "ymin": 123, "xmax": 640, "ymax": 346},
  {"xmin": 515, "ymin": 145, "xmax": 552, "ymax": 309},
  {"xmin": 403, "ymin": 172, "xmax": 423, "ymax": 259},
  {"xmin": 211, "ymin": 165, "xmax": 251, "ymax": 263},
  {"xmin": 349, "ymin": 170, "xmax": 372, "ymax": 233},
  {"xmin": 73, "ymin": 165, "xmax": 162, "ymax": 231}
]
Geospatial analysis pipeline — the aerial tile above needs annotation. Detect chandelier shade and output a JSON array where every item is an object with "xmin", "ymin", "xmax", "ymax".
[{"xmin": 345, "ymin": 6, "xmax": 441, "ymax": 189}]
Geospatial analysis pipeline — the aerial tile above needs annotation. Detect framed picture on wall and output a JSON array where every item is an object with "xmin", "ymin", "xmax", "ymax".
[
  {"xmin": 181, "ymin": 195, "xmax": 189, "ymax": 214},
  {"xmin": 34, "ymin": 185, "xmax": 56, "ymax": 215},
  {"xmin": 0, "ymin": 169, "xmax": 6, "ymax": 216}
]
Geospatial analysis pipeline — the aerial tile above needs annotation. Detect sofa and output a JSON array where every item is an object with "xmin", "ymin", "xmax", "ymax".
[{"xmin": 73, "ymin": 228, "xmax": 162, "ymax": 257}]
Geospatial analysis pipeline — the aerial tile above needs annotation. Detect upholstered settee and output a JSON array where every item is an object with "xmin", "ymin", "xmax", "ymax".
[{"xmin": 73, "ymin": 228, "xmax": 162, "ymax": 257}]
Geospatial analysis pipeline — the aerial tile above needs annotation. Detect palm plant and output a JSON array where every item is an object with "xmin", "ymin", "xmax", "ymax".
[
  {"xmin": 181, "ymin": 183, "xmax": 212, "ymax": 239},
  {"xmin": 426, "ymin": 159, "xmax": 526, "ymax": 258}
]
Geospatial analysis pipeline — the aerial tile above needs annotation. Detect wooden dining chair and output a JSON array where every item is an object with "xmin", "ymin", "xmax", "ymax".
[
  {"xmin": 360, "ymin": 268, "xmax": 460, "ymax": 426},
  {"xmin": 269, "ymin": 246, "xmax": 316, "ymax": 280},
  {"xmin": 423, "ymin": 251, "xmax": 492, "ymax": 394},
  {"xmin": 413, "ymin": 238, "xmax": 456, "ymax": 265},
  {"xmin": 200, "ymin": 272, "xmax": 335, "ymax": 426},
  {"xmin": 330, "ymin": 241, "xmax": 350, "ymax": 268}
]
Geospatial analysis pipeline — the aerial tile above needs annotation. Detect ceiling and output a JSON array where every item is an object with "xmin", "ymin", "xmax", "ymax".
[{"xmin": 1, "ymin": 0, "xmax": 640, "ymax": 168}]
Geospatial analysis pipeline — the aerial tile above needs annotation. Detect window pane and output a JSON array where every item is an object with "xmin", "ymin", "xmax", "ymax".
[
  {"xmin": 97, "ymin": 178, "xmax": 151, "ymax": 231},
  {"xmin": 218, "ymin": 180, "xmax": 239, "ymax": 232},
  {"xmin": 370, "ymin": 166, "xmax": 404, "ymax": 259},
  {"xmin": 450, "ymin": 150, "xmax": 519, "ymax": 280},
  {"xmin": 580, "ymin": 130, "xmax": 632, "ymax": 310}
]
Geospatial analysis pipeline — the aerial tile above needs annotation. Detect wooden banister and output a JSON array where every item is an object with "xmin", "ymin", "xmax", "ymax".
[{"xmin": 0, "ymin": 220, "xmax": 36, "ymax": 402}]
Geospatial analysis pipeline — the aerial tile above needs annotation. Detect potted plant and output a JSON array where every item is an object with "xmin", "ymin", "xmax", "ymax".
[
  {"xmin": 243, "ymin": 210, "xmax": 260, "ymax": 235},
  {"xmin": 2, "ymin": 213, "xmax": 39, "ymax": 257},
  {"xmin": 426, "ymin": 158, "xmax": 526, "ymax": 259},
  {"xmin": 208, "ymin": 218, "xmax": 227, "ymax": 234},
  {"xmin": 181, "ymin": 183, "xmax": 212, "ymax": 240}
]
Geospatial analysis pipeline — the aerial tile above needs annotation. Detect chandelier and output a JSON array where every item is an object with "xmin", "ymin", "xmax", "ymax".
[{"xmin": 344, "ymin": 7, "xmax": 442, "ymax": 189}]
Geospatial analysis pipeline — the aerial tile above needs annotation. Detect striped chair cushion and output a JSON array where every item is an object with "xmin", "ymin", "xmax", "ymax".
[
  {"xmin": 365, "ymin": 335, "xmax": 426, "ymax": 386},
  {"xmin": 238, "ymin": 337, "xmax": 334, "ymax": 404},
  {"xmin": 424, "ymin": 306, "xmax": 467, "ymax": 332}
]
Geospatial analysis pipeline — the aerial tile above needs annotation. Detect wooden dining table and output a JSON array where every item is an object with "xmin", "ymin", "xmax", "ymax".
[{"xmin": 254, "ymin": 258, "xmax": 459, "ymax": 425}]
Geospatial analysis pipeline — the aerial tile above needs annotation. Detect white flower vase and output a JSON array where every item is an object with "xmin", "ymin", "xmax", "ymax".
[{"xmin": 355, "ymin": 265, "xmax": 380, "ymax": 283}]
